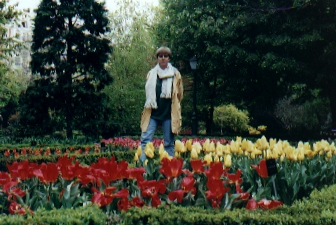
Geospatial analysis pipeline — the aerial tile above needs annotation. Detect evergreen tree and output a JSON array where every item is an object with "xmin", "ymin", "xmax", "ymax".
[{"xmin": 24, "ymin": 0, "xmax": 112, "ymax": 138}]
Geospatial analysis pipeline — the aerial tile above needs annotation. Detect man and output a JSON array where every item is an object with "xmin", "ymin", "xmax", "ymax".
[{"xmin": 140, "ymin": 46, "xmax": 183, "ymax": 161}]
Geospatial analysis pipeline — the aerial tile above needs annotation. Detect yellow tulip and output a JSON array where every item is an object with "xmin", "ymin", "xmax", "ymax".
[
  {"xmin": 193, "ymin": 142, "xmax": 202, "ymax": 154},
  {"xmin": 159, "ymin": 143, "xmax": 165, "ymax": 155},
  {"xmin": 327, "ymin": 151, "xmax": 332, "ymax": 158},
  {"xmin": 144, "ymin": 143, "xmax": 154, "ymax": 158},
  {"xmin": 223, "ymin": 145, "xmax": 231, "ymax": 154},
  {"xmin": 160, "ymin": 151, "xmax": 170, "ymax": 161},
  {"xmin": 186, "ymin": 139, "xmax": 193, "ymax": 151},
  {"xmin": 204, "ymin": 153, "xmax": 212, "ymax": 166},
  {"xmin": 136, "ymin": 146, "xmax": 142, "ymax": 157},
  {"xmin": 203, "ymin": 139, "xmax": 210, "ymax": 152},
  {"xmin": 175, "ymin": 140, "xmax": 186, "ymax": 153},
  {"xmin": 134, "ymin": 152, "xmax": 139, "ymax": 161},
  {"xmin": 191, "ymin": 147, "xmax": 198, "ymax": 159},
  {"xmin": 224, "ymin": 154, "xmax": 232, "ymax": 167},
  {"xmin": 175, "ymin": 151, "xmax": 180, "ymax": 158},
  {"xmin": 215, "ymin": 142, "xmax": 223, "ymax": 156},
  {"xmin": 214, "ymin": 155, "xmax": 219, "ymax": 162},
  {"xmin": 297, "ymin": 147, "xmax": 305, "ymax": 161}
]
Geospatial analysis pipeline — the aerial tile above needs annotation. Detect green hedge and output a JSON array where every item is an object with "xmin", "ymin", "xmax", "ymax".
[
  {"xmin": 121, "ymin": 184, "xmax": 336, "ymax": 225},
  {"xmin": 0, "ymin": 204, "xmax": 105, "ymax": 225}
]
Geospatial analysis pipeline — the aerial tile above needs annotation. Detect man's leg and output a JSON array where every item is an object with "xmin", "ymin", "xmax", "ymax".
[
  {"xmin": 140, "ymin": 118, "xmax": 158, "ymax": 161},
  {"xmin": 162, "ymin": 119, "xmax": 174, "ymax": 157}
]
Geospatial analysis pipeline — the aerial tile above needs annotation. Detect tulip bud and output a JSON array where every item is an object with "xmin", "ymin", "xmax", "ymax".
[
  {"xmin": 134, "ymin": 152, "xmax": 139, "ymax": 162},
  {"xmin": 159, "ymin": 143, "xmax": 165, "ymax": 155},
  {"xmin": 186, "ymin": 139, "xmax": 193, "ymax": 151},
  {"xmin": 204, "ymin": 153, "xmax": 212, "ymax": 166},
  {"xmin": 191, "ymin": 147, "xmax": 198, "ymax": 159},
  {"xmin": 144, "ymin": 144, "xmax": 154, "ymax": 158},
  {"xmin": 160, "ymin": 151, "xmax": 169, "ymax": 161},
  {"xmin": 214, "ymin": 155, "xmax": 219, "ymax": 162},
  {"xmin": 327, "ymin": 151, "xmax": 332, "ymax": 158},
  {"xmin": 136, "ymin": 146, "xmax": 142, "ymax": 157},
  {"xmin": 224, "ymin": 154, "xmax": 232, "ymax": 167}
]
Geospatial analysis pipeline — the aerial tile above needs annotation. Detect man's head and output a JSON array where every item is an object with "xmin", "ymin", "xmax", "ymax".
[
  {"xmin": 156, "ymin": 46, "xmax": 171, "ymax": 69},
  {"xmin": 156, "ymin": 46, "xmax": 172, "ymax": 58}
]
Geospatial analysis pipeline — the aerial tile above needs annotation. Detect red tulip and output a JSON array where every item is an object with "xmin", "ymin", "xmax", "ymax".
[
  {"xmin": 251, "ymin": 159, "xmax": 268, "ymax": 178},
  {"xmin": 181, "ymin": 176, "xmax": 196, "ymax": 194},
  {"xmin": 129, "ymin": 196, "xmax": 145, "ymax": 208},
  {"xmin": 159, "ymin": 158, "xmax": 183, "ymax": 180},
  {"xmin": 205, "ymin": 162, "xmax": 226, "ymax": 181},
  {"xmin": 246, "ymin": 198, "xmax": 258, "ymax": 210},
  {"xmin": 7, "ymin": 160, "xmax": 38, "ymax": 180},
  {"xmin": 257, "ymin": 199, "xmax": 283, "ymax": 209},
  {"xmin": 205, "ymin": 179, "xmax": 230, "ymax": 208},
  {"xmin": 138, "ymin": 180, "xmax": 166, "ymax": 208},
  {"xmin": 190, "ymin": 160, "xmax": 205, "ymax": 173},
  {"xmin": 9, "ymin": 201, "xmax": 33, "ymax": 215},
  {"xmin": 126, "ymin": 167, "xmax": 146, "ymax": 182},
  {"xmin": 91, "ymin": 187, "xmax": 129, "ymax": 207},
  {"xmin": 225, "ymin": 169, "xmax": 243, "ymax": 184},
  {"xmin": 0, "ymin": 172, "xmax": 11, "ymax": 186},
  {"xmin": 33, "ymin": 163, "xmax": 59, "ymax": 184},
  {"xmin": 168, "ymin": 190, "xmax": 185, "ymax": 203},
  {"xmin": 117, "ymin": 198, "xmax": 130, "ymax": 211},
  {"xmin": 235, "ymin": 183, "xmax": 250, "ymax": 201}
]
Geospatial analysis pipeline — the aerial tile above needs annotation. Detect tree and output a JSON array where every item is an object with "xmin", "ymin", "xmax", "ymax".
[
  {"xmin": 25, "ymin": 0, "xmax": 112, "ymax": 138},
  {"xmin": 103, "ymin": 0, "xmax": 158, "ymax": 135},
  {"xmin": 0, "ymin": 2, "xmax": 28, "ymax": 130},
  {"xmin": 156, "ymin": 0, "xmax": 331, "ymax": 135}
]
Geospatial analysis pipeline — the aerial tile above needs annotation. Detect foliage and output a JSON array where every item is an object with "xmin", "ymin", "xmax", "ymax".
[
  {"xmin": 155, "ymin": 0, "xmax": 336, "ymax": 134},
  {"xmin": 274, "ymin": 95, "xmax": 330, "ymax": 134},
  {"xmin": 103, "ymin": 0, "xmax": 157, "ymax": 135},
  {"xmin": 20, "ymin": 0, "xmax": 112, "ymax": 138},
  {"xmin": 213, "ymin": 104, "xmax": 250, "ymax": 134},
  {"xmin": 0, "ymin": 204, "xmax": 106, "ymax": 225},
  {"xmin": 0, "ymin": 2, "xmax": 26, "ymax": 120}
]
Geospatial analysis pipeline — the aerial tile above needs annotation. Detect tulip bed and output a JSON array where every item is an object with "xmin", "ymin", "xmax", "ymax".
[{"xmin": 0, "ymin": 136, "xmax": 335, "ymax": 224}]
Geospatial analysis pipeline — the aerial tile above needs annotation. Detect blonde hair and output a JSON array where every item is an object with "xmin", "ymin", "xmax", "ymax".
[{"xmin": 156, "ymin": 46, "xmax": 172, "ymax": 57}]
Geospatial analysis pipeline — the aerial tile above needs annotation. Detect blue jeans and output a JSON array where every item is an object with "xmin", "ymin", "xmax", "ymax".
[{"xmin": 140, "ymin": 118, "xmax": 174, "ymax": 161}]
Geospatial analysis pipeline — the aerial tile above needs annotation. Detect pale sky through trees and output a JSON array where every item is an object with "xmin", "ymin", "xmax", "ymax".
[{"xmin": 8, "ymin": 0, "xmax": 159, "ymax": 12}]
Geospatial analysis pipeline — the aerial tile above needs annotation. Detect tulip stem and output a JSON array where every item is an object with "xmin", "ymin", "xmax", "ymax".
[{"xmin": 272, "ymin": 176, "xmax": 278, "ymax": 199}]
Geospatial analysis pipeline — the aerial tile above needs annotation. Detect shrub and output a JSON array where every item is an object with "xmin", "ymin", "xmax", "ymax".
[{"xmin": 213, "ymin": 104, "xmax": 250, "ymax": 134}]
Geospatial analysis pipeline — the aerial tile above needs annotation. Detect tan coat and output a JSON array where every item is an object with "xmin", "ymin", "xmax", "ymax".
[{"xmin": 140, "ymin": 69, "xmax": 183, "ymax": 134}]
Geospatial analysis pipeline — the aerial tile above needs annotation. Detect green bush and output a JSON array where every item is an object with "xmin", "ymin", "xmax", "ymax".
[
  {"xmin": 0, "ymin": 204, "xmax": 106, "ymax": 225},
  {"xmin": 213, "ymin": 104, "xmax": 250, "ymax": 134}
]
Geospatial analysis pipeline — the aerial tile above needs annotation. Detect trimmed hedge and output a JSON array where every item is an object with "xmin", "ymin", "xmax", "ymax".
[
  {"xmin": 121, "ymin": 184, "xmax": 336, "ymax": 225},
  {"xmin": 0, "ymin": 204, "xmax": 105, "ymax": 225}
]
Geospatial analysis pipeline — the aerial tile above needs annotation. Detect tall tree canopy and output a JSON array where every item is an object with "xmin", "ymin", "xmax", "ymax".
[
  {"xmin": 104, "ymin": 0, "xmax": 158, "ymax": 135},
  {"xmin": 22, "ymin": 0, "xmax": 112, "ymax": 138},
  {"xmin": 0, "ymin": 2, "xmax": 21, "ymax": 108},
  {"xmin": 156, "ymin": 0, "xmax": 335, "ymax": 135}
]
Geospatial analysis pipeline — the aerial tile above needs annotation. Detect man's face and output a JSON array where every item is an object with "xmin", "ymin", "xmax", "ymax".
[{"xmin": 157, "ymin": 53, "xmax": 170, "ymax": 69}]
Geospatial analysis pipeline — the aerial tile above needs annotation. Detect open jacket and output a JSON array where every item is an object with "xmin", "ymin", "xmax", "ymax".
[{"xmin": 140, "ymin": 69, "xmax": 183, "ymax": 134}]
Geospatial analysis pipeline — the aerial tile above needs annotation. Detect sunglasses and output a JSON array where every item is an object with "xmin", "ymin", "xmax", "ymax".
[{"xmin": 158, "ymin": 54, "xmax": 169, "ymax": 58}]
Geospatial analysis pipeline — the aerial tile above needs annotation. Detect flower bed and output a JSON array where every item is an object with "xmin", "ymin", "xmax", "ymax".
[{"xmin": 0, "ymin": 136, "xmax": 335, "ymax": 222}]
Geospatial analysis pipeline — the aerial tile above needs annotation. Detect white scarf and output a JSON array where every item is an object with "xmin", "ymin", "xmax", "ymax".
[{"xmin": 144, "ymin": 63, "xmax": 175, "ymax": 109}]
